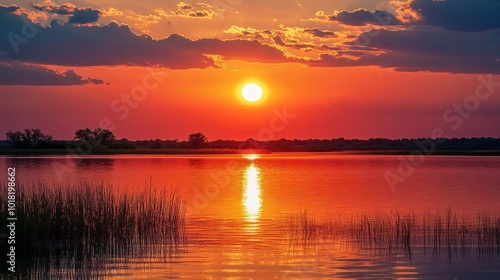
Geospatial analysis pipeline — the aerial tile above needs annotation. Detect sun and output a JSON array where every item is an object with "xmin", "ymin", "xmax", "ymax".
[{"xmin": 242, "ymin": 83, "xmax": 263, "ymax": 102}]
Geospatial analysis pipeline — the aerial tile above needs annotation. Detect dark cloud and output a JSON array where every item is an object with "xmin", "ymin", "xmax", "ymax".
[
  {"xmin": 186, "ymin": 10, "xmax": 212, "ymax": 18},
  {"xmin": 348, "ymin": 45, "xmax": 382, "ymax": 51},
  {"xmin": 31, "ymin": 2, "xmax": 101, "ymax": 24},
  {"xmin": 3, "ymin": 2, "xmax": 498, "ymax": 75},
  {"xmin": 224, "ymin": 26, "xmax": 273, "ymax": 40},
  {"xmin": 320, "ymin": 44, "xmax": 342, "ymax": 51},
  {"xmin": 272, "ymin": 35, "xmax": 312, "ymax": 50},
  {"xmin": 329, "ymin": 9, "xmax": 403, "ymax": 26},
  {"xmin": 407, "ymin": 0, "xmax": 500, "ymax": 32},
  {"xmin": 68, "ymin": 8, "xmax": 100, "ymax": 24},
  {"xmin": 303, "ymin": 1, "xmax": 500, "ymax": 75},
  {"xmin": 0, "ymin": 5, "xmax": 21, "ymax": 28},
  {"xmin": 0, "ymin": 6, "xmax": 287, "ymax": 69},
  {"xmin": 304, "ymin": 28, "xmax": 336, "ymax": 38},
  {"xmin": 336, "ymin": 51, "xmax": 365, "ymax": 57},
  {"xmin": 348, "ymin": 28, "xmax": 500, "ymax": 58},
  {"xmin": 0, "ymin": 63, "xmax": 108, "ymax": 85},
  {"xmin": 177, "ymin": 2, "xmax": 193, "ymax": 10},
  {"xmin": 307, "ymin": 28, "xmax": 500, "ymax": 74},
  {"xmin": 323, "ymin": 1, "xmax": 500, "ymax": 32},
  {"xmin": 0, "ymin": 5, "xmax": 18, "ymax": 13},
  {"xmin": 31, "ymin": 2, "xmax": 75, "ymax": 15},
  {"xmin": 273, "ymin": 35, "xmax": 286, "ymax": 46}
]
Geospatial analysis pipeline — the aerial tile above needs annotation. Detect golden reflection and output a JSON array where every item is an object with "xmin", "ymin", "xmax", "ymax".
[
  {"xmin": 242, "ymin": 163, "xmax": 262, "ymax": 226},
  {"xmin": 243, "ymin": 154, "xmax": 261, "ymax": 160}
]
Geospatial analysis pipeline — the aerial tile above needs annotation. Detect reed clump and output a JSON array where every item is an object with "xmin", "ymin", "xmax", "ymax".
[
  {"xmin": 275, "ymin": 210, "xmax": 320, "ymax": 246},
  {"xmin": 274, "ymin": 209, "xmax": 500, "ymax": 256},
  {"xmin": 0, "ymin": 180, "xmax": 186, "ymax": 250}
]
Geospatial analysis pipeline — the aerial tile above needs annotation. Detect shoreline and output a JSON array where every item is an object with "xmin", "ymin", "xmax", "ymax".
[{"xmin": 1, "ymin": 148, "xmax": 500, "ymax": 156}]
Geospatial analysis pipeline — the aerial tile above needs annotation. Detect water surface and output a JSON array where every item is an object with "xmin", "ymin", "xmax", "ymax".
[{"xmin": 1, "ymin": 154, "xmax": 499, "ymax": 279}]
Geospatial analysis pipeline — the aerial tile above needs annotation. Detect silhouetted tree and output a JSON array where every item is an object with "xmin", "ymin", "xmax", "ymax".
[
  {"xmin": 237, "ymin": 137, "xmax": 265, "ymax": 150},
  {"xmin": 74, "ymin": 128, "xmax": 116, "ymax": 147},
  {"xmin": 150, "ymin": 139, "xmax": 163, "ymax": 149},
  {"xmin": 110, "ymin": 138, "xmax": 136, "ymax": 150},
  {"xmin": 5, "ymin": 128, "xmax": 53, "ymax": 148},
  {"xmin": 188, "ymin": 132, "xmax": 207, "ymax": 149}
]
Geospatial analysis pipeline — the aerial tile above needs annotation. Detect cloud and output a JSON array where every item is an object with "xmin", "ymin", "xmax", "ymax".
[
  {"xmin": 99, "ymin": 2, "xmax": 220, "ymax": 34},
  {"xmin": 100, "ymin": 4, "xmax": 218, "ymax": 34},
  {"xmin": 304, "ymin": 28, "xmax": 336, "ymax": 38},
  {"xmin": 3, "ymin": 2, "xmax": 499, "ymax": 75},
  {"xmin": 184, "ymin": 10, "xmax": 213, "ymax": 18},
  {"xmin": 173, "ymin": 2, "xmax": 217, "ymax": 18},
  {"xmin": 224, "ymin": 26, "xmax": 273, "ymax": 39},
  {"xmin": 68, "ymin": 8, "xmax": 100, "ymax": 24},
  {"xmin": 31, "ymin": 1, "xmax": 101, "ymax": 24},
  {"xmin": 272, "ymin": 35, "xmax": 286, "ymax": 46},
  {"xmin": 0, "ymin": 62, "xmax": 108, "ymax": 85},
  {"xmin": 307, "ymin": 28, "xmax": 500, "ymax": 74},
  {"xmin": 307, "ymin": 52, "xmax": 500, "ymax": 74},
  {"xmin": 177, "ymin": 2, "xmax": 193, "ymax": 10},
  {"xmin": 401, "ymin": 0, "xmax": 500, "ymax": 32},
  {"xmin": 314, "ymin": 1, "xmax": 500, "ymax": 32},
  {"xmin": 299, "ymin": 1, "xmax": 500, "ymax": 74},
  {"xmin": 315, "ymin": 9, "xmax": 403, "ymax": 26},
  {"xmin": 0, "ymin": 5, "xmax": 19, "ymax": 13},
  {"xmin": 185, "ymin": 35, "xmax": 288, "ymax": 62},
  {"xmin": 272, "ymin": 35, "xmax": 313, "ymax": 50},
  {"xmin": 224, "ymin": 25, "xmax": 332, "ymax": 53},
  {"xmin": 0, "ymin": 6, "xmax": 287, "ymax": 69},
  {"xmin": 347, "ymin": 28, "xmax": 500, "ymax": 58},
  {"xmin": 105, "ymin": 8, "xmax": 162, "ymax": 31},
  {"xmin": 31, "ymin": 1, "xmax": 76, "ymax": 15},
  {"xmin": 336, "ymin": 51, "xmax": 366, "ymax": 57}
]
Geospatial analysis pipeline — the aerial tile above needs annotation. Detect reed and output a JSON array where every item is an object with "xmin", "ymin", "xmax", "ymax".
[
  {"xmin": 274, "ymin": 209, "xmax": 500, "ymax": 257},
  {"xmin": 0, "ymin": 180, "xmax": 186, "ymax": 250}
]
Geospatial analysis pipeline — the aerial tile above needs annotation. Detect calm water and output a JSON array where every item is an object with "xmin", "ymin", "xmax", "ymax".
[{"xmin": 2, "ymin": 154, "xmax": 500, "ymax": 279}]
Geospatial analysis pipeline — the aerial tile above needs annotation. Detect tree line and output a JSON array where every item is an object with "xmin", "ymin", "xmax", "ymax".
[
  {"xmin": 3, "ymin": 129, "xmax": 208, "ymax": 150},
  {"xmin": 4, "ymin": 128, "xmax": 500, "ymax": 152}
]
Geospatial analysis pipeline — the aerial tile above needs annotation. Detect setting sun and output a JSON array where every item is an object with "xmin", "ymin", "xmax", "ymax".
[{"xmin": 242, "ymin": 83, "xmax": 263, "ymax": 102}]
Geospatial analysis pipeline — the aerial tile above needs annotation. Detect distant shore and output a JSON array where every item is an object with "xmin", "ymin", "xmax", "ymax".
[
  {"xmin": 0, "ymin": 148, "xmax": 271, "ymax": 156},
  {"xmin": 1, "ymin": 148, "xmax": 500, "ymax": 156},
  {"xmin": 3, "ymin": 135, "xmax": 500, "ymax": 156}
]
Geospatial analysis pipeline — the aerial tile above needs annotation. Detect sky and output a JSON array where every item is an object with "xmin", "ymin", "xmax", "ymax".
[{"xmin": 1, "ymin": 0, "xmax": 500, "ymax": 140}]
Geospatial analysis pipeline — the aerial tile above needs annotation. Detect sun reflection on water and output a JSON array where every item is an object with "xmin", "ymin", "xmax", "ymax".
[
  {"xmin": 242, "ymin": 163, "xmax": 262, "ymax": 229},
  {"xmin": 243, "ymin": 154, "xmax": 261, "ymax": 160}
]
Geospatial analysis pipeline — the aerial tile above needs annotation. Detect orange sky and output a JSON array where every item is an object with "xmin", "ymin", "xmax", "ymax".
[{"xmin": 1, "ymin": 0, "xmax": 500, "ymax": 140}]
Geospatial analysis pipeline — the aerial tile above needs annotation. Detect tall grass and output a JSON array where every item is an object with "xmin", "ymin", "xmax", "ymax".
[
  {"xmin": 1, "ymin": 180, "xmax": 186, "ymax": 278},
  {"xmin": 274, "ymin": 209, "xmax": 500, "ymax": 259},
  {"xmin": 0, "ymin": 180, "xmax": 186, "ymax": 250}
]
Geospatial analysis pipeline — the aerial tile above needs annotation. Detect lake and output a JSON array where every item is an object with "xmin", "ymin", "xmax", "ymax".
[{"xmin": 1, "ymin": 154, "xmax": 500, "ymax": 279}]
